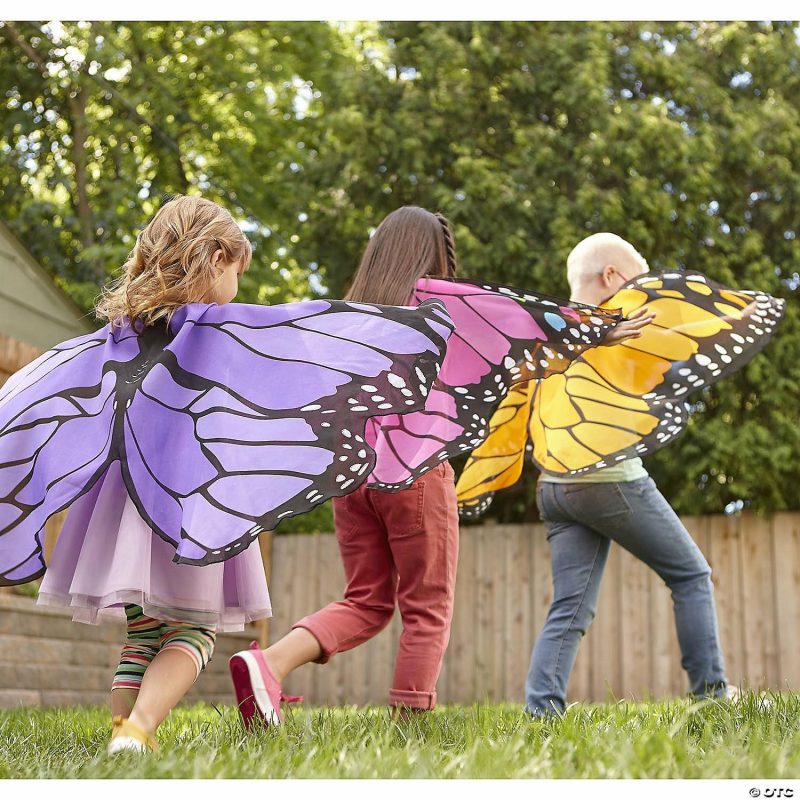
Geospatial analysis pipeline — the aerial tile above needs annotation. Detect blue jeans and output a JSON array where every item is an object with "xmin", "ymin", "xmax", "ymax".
[{"xmin": 526, "ymin": 477, "xmax": 727, "ymax": 716}]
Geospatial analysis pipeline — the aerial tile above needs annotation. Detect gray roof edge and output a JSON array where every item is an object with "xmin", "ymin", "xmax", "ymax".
[{"xmin": 0, "ymin": 219, "xmax": 96, "ymax": 333}]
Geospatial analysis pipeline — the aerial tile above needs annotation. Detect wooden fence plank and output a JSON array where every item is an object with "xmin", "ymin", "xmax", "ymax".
[
  {"xmin": 517, "ymin": 524, "xmax": 534, "ymax": 702},
  {"xmin": 648, "ymin": 562, "xmax": 678, "ymax": 698},
  {"xmin": 739, "ymin": 513, "xmax": 779, "ymax": 689},
  {"xmin": 620, "ymin": 548, "xmax": 651, "ymax": 699},
  {"xmin": 708, "ymin": 513, "xmax": 746, "ymax": 687},
  {"xmin": 473, "ymin": 527, "xmax": 492, "ymax": 702},
  {"xmin": 447, "ymin": 522, "xmax": 476, "ymax": 704},
  {"xmin": 490, "ymin": 526, "xmax": 507, "ymax": 700},
  {"xmin": 772, "ymin": 512, "xmax": 800, "ymax": 689},
  {"xmin": 504, "ymin": 525, "xmax": 527, "ymax": 703},
  {"xmin": 321, "ymin": 533, "xmax": 349, "ymax": 706},
  {"xmin": 591, "ymin": 543, "xmax": 623, "ymax": 701},
  {"xmin": 296, "ymin": 534, "xmax": 319, "ymax": 703}
]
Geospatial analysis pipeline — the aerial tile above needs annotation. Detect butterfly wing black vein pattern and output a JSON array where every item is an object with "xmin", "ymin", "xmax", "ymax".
[
  {"xmin": 454, "ymin": 270, "xmax": 786, "ymax": 517},
  {"xmin": 527, "ymin": 271, "xmax": 787, "ymax": 476},
  {"xmin": 0, "ymin": 298, "xmax": 454, "ymax": 583},
  {"xmin": 363, "ymin": 276, "xmax": 622, "ymax": 490}
]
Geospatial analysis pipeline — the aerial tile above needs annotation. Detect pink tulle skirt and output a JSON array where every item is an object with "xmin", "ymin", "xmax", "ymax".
[{"xmin": 38, "ymin": 462, "xmax": 272, "ymax": 632}]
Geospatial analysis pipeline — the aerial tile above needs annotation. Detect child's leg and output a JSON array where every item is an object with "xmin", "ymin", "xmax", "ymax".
[
  {"xmin": 126, "ymin": 619, "xmax": 216, "ymax": 734},
  {"xmin": 385, "ymin": 462, "xmax": 459, "ymax": 711},
  {"xmin": 111, "ymin": 605, "xmax": 161, "ymax": 718},
  {"xmin": 260, "ymin": 627, "xmax": 323, "ymax": 682},
  {"xmin": 263, "ymin": 487, "xmax": 396, "ymax": 682}
]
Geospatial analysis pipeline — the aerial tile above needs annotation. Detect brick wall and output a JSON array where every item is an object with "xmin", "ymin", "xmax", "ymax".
[
  {"xmin": 0, "ymin": 332, "xmax": 263, "ymax": 709},
  {"xmin": 0, "ymin": 595, "xmax": 252, "ymax": 708}
]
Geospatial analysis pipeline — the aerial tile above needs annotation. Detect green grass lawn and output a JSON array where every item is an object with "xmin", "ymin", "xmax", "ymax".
[{"xmin": 1, "ymin": 693, "xmax": 799, "ymax": 779}]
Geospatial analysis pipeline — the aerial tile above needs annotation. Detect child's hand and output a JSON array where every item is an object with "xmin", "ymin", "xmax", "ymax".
[
  {"xmin": 602, "ymin": 307, "xmax": 656, "ymax": 346},
  {"xmin": 741, "ymin": 300, "xmax": 758, "ymax": 319}
]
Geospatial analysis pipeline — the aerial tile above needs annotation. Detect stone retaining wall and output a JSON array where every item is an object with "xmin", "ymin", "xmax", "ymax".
[{"xmin": 0, "ymin": 595, "xmax": 252, "ymax": 708}]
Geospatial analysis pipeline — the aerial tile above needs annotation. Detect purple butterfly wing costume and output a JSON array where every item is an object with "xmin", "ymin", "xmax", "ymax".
[{"xmin": 0, "ymin": 299, "xmax": 454, "ymax": 603}]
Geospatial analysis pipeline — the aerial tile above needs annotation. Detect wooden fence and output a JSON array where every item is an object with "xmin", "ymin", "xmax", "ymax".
[
  {"xmin": 0, "ymin": 333, "xmax": 65, "ymax": 568},
  {"xmin": 0, "ymin": 332, "xmax": 39, "ymax": 385},
  {"xmin": 270, "ymin": 513, "xmax": 800, "ymax": 706},
  {"xmin": 2, "ymin": 333, "xmax": 799, "ymax": 708}
]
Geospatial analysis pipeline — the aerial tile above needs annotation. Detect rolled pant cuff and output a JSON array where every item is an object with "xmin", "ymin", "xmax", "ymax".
[
  {"xmin": 291, "ymin": 620, "xmax": 333, "ymax": 664},
  {"xmin": 389, "ymin": 688, "xmax": 437, "ymax": 710}
]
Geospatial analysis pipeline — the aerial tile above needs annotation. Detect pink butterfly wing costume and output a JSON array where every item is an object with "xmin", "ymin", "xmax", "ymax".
[
  {"xmin": 0, "ymin": 298, "xmax": 454, "ymax": 629},
  {"xmin": 365, "ymin": 277, "xmax": 621, "ymax": 489}
]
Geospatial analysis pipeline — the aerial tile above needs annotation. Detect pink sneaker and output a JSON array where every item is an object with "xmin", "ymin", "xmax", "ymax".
[{"xmin": 228, "ymin": 641, "xmax": 303, "ymax": 731}]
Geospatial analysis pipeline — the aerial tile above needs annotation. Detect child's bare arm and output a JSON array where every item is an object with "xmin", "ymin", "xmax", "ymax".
[{"xmin": 602, "ymin": 306, "xmax": 656, "ymax": 346}]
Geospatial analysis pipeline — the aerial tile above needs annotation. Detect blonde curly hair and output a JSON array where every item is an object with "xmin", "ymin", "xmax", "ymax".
[{"xmin": 96, "ymin": 195, "xmax": 252, "ymax": 327}]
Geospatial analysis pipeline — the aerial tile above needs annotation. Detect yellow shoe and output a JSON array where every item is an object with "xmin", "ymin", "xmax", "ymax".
[{"xmin": 108, "ymin": 716, "xmax": 158, "ymax": 755}]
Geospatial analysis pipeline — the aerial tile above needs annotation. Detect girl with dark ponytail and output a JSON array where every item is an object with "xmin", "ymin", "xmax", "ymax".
[{"xmin": 229, "ymin": 206, "xmax": 650, "ymax": 726}]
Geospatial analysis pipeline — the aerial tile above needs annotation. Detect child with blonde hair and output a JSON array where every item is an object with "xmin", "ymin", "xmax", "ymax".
[
  {"xmin": 0, "ymin": 195, "xmax": 455, "ymax": 752},
  {"xmin": 46, "ymin": 196, "xmax": 261, "ymax": 752}
]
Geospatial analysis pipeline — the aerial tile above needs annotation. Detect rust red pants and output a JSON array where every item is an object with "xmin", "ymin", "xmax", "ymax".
[{"xmin": 293, "ymin": 461, "xmax": 459, "ymax": 709}]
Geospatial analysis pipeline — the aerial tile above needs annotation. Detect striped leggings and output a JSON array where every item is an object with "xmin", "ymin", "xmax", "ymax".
[{"xmin": 112, "ymin": 604, "xmax": 217, "ymax": 691}]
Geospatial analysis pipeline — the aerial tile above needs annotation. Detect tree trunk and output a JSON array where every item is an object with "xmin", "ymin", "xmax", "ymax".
[
  {"xmin": 67, "ymin": 84, "xmax": 101, "ymax": 279},
  {"xmin": 173, "ymin": 134, "xmax": 190, "ymax": 193},
  {"xmin": 4, "ymin": 22, "xmax": 102, "ymax": 279}
]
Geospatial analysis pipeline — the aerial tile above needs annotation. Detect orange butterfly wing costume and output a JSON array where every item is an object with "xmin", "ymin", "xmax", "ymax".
[{"xmin": 456, "ymin": 271, "xmax": 785, "ymax": 514}]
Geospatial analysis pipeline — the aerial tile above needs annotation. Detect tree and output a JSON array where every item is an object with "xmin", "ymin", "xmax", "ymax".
[
  {"xmin": 294, "ymin": 21, "xmax": 800, "ymax": 516},
  {"xmin": 0, "ymin": 20, "xmax": 341, "ymax": 309},
  {"xmin": 2, "ymin": 21, "xmax": 797, "ymax": 518}
]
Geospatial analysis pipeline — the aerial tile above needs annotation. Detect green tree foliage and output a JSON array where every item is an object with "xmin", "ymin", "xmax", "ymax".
[
  {"xmin": 0, "ymin": 20, "xmax": 341, "ymax": 308},
  {"xmin": 1, "ymin": 21, "xmax": 797, "ymax": 520},
  {"xmin": 295, "ymin": 21, "xmax": 800, "ymax": 519}
]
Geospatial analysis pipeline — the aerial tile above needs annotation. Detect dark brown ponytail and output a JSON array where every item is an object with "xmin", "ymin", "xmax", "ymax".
[{"xmin": 434, "ymin": 212, "xmax": 458, "ymax": 278}]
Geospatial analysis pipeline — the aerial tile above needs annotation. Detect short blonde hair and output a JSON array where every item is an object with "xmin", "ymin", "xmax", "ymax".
[
  {"xmin": 566, "ymin": 233, "xmax": 649, "ymax": 292},
  {"xmin": 96, "ymin": 195, "xmax": 252, "ymax": 327}
]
